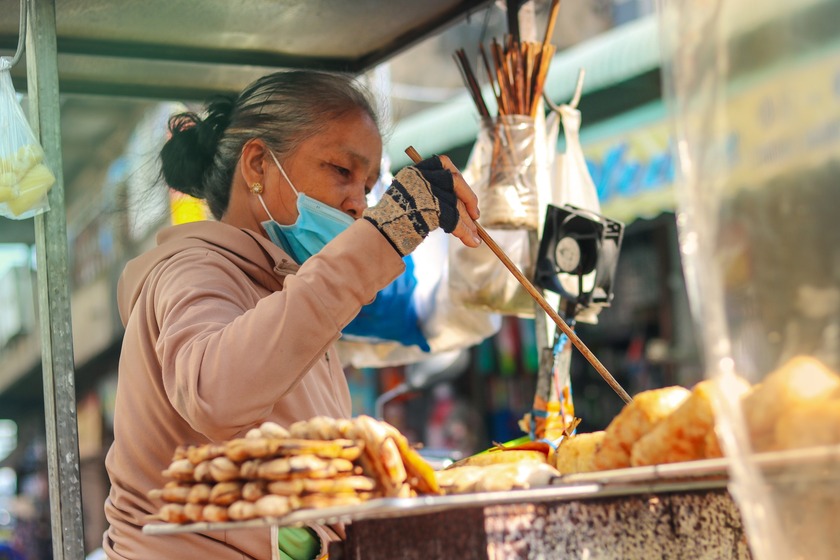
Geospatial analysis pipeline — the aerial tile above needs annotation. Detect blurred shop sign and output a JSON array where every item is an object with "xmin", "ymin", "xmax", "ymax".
[
  {"xmin": 581, "ymin": 104, "xmax": 675, "ymax": 225},
  {"xmin": 580, "ymin": 41, "xmax": 840, "ymax": 223},
  {"xmin": 722, "ymin": 44, "xmax": 840, "ymax": 187}
]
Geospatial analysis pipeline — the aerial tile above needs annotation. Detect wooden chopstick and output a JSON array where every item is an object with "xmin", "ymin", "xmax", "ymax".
[
  {"xmin": 453, "ymin": 50, "xmax": 490, "ymax": 119},
  {"xmin": 543, "ymin": 0, "xmax": 562, "ymax": 48},
  {"xmin": 405, "ymin": 146, "xmax": 633, "ymax": 405},
  {"xmin": 479, "ymin": 44, "xmax": 502, "ymax": 112}
]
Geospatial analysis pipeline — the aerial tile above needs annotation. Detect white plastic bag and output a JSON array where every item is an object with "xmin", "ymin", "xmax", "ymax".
[
  {"xmin": 553, "ymin": 104, "xmax": 600, "ymax": 214},
  {"xmin": 551, "ymin": 102, "xmax": 605, "ymax": 325},
  {"xmin": 0, "ymin": 57, "xmax": 54, "ymax": 219}
]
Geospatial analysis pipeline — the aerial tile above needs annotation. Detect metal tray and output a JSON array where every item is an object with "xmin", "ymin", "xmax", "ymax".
[{"xmin": 143, "ymin": 444, "xmax": 840, "ymax": 535}]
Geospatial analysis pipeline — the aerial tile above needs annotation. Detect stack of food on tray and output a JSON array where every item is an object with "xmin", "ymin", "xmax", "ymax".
[
  {"xmin": 149, "ymin": 415, "xmax": 440, "ymax": 524},
  {"xmin": 553, "ymin": 355, "xmax": 840, "ymax": 475}
]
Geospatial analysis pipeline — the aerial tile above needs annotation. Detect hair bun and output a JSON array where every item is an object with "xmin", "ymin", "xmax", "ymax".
[
  {"xmin": 159, "ymin": 95, "xmax": 234, "ymax": 199},
  {"xmin": 204, "ymin": 95, "xmax": 235, "ymax": 138}
]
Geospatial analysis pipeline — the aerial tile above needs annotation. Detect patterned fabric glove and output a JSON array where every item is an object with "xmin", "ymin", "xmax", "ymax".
[{"xmin": 363, "ymin": 156, "xmax": 459, "ymax": 256}]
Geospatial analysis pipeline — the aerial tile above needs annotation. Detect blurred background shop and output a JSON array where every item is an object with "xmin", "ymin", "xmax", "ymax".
[{"xmin": 2, "ymin": 0, "xmax": 840, "ymax": 556}]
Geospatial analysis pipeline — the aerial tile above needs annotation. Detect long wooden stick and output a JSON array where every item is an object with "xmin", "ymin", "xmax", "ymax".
[
  {"xmin": 405, "ymin": 146, "xmax": 632, "ymax": 404},
  {"xmin": 454, "ymin": 50, "xmax": 490, "ymax": 119},
  {"xmin": 478, "ymin": 44, "xmax": 502, "ymax": 111},
  {"xmin": 543, "ymin": 0, "xmax": 562, "ymax": 48}
]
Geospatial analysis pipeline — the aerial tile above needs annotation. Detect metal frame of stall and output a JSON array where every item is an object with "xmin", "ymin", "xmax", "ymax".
[
  {"xmin": 14, "ymin": 0, "xmax": 86, "ymax": 557},
  {"xmin": 13, "ymin": 0, "xmax": 541, "ymax": 557}
]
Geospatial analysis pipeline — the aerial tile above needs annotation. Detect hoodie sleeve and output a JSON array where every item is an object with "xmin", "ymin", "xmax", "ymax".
[{"xmin": 152, "ymin": 219, "xmax": 404, "ymax": 440}]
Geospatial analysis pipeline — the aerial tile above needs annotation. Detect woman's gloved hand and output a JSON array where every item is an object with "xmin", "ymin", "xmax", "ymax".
[{"xmin": 363, "ymin": 155, "xmax": 480, "ymax": 256}]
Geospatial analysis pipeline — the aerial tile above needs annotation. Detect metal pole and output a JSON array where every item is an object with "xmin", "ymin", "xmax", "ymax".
[
  {"xmin": 515, "ymin": 0, "xmax": 554, "ymax": 411},
  {"xmin": 25, "ymin": 0, "xmax": 86, "ymax": 557}
]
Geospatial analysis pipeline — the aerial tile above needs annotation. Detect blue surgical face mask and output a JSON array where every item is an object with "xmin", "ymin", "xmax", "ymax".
[{"xmin": 258, "ymin": 151, "xmax": 354, "ymax": 264}]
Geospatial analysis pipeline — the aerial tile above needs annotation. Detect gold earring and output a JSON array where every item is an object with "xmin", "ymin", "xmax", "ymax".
[{"xmin": 249, "ymin": 182, "xmax": 264, "ymax": 194}]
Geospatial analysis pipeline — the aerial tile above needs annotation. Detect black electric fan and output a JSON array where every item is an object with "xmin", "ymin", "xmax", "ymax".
[{"xmin": 535, "ymin": 204, "xmax": 624, "ymax": 317}]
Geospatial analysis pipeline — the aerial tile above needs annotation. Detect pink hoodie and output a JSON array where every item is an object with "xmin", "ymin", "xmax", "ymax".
[{"xmin": 103, "ymin": 219, "xmax": 403, "ymax": 559}]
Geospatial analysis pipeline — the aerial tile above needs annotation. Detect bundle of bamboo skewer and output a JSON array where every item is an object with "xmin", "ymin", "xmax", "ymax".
[{"xmin": 453, "ymin": 0, "xmax": 561, "ymax": 119}]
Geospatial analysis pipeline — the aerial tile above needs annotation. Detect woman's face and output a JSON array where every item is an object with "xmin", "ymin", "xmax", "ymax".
[{"xmin": 264, "ymin": 108, "xmax": 382, "ymax": 225}]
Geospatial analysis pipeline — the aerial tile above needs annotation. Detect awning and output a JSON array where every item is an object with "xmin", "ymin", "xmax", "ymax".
[{"xmin": 0, "ymin": 0, "xmax": 493, "ymax": 98}]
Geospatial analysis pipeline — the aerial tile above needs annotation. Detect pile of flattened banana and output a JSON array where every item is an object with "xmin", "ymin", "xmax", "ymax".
[{"xmin": 150, "ymin": 415, "xmax": 440, "ymax": 524}]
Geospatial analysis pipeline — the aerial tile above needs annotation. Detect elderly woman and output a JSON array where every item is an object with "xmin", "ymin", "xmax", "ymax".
[{"xmin": 103, "ymin": 70, "xmax": 480, "ymax": 559}]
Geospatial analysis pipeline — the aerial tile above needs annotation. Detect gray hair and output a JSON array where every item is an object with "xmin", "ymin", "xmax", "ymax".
[{"xmin": 161, "ymin": 71, "xmax": 380, "ymax": 219}]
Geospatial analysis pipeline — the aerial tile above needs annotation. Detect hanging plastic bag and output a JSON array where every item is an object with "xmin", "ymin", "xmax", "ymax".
[
  {"xmin": 553, "ymin": 104, "xmax": 600, "ymax": 214},
  {"xmin": 549, "ymin": 97, "xmax": 607, "ymax": 326},
  {"xmin": 0, "ymin": 57, "xmax": 54, "ymax": 219},
  {"xmin": 448, "ymin": 108, "xmax": 558, "ymax": 317}
]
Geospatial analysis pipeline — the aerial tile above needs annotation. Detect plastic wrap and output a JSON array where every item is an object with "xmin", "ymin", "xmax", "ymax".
[{"xmin": 658, "ymin": 0, "xmax": 840, "ymax": 558}]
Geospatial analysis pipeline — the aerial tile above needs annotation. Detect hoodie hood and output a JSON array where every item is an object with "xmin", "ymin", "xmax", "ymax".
[{"xmin": 117, "ymin": 221, "xmax": 298, "ymax": 326}]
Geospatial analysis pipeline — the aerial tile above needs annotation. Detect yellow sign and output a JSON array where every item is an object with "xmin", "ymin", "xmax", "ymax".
[{"xmin": 169, "ymin": 190, "xmax": 210, "ymax": 225}]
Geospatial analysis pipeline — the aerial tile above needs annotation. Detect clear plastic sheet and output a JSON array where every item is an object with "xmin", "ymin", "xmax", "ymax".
[{"xmin": 658, "ymin": 0, "xmax": 840, "ymax": 558}]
